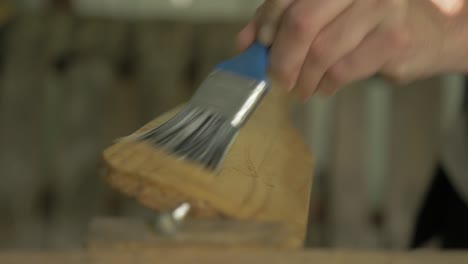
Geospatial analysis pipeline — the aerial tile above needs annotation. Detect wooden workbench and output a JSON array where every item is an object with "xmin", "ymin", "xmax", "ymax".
[{"xmin": 1, "ymin": 249, "xmax": 467, "ymax": 264}]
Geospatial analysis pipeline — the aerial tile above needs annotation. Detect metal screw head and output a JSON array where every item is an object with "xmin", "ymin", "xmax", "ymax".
[{"xmin": 151, "ymin": 203, "xmax": 191, "ymax": 235}]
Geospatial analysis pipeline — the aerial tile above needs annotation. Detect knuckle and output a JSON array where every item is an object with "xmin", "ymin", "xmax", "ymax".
[
  {"xmin": 308, "ymin": 36, "xmax": 330, "ymax": 63},
  {"xmin": 380, "ymin": 0, "xmax": 395, "ymax": 9},
  {"xmin": 368, "ymin": 0, "xmax": 405, "ymax": 16},
  {"xmin": 308, "ymin": 45, "xmax": 322, "ymax": 61},
  {"xmin": 284, "ymin": 7, "xmax": 311, "ymax": 34},
  {"xmin": 370, "ymin": 0, "xmax": 387, "ymax": 10},
  {"xmin": 386, "ymin": 27, "xmax": 410, "ymax": 50},
  {"xmin": 271, "ymin": 62, "xmax": 295, "ymax": 85},
  {"xmin": 381, "ymin": 0, "xmax": 404, "ymax": 11}
]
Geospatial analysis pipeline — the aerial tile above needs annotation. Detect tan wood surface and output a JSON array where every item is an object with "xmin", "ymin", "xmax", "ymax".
[
  {"xmin": 102, "ymin": 86, "xmax": 314, "ymax": 247},
  {"xmin": 1, "ymin": 249, "xmax": 467, "ymax": 264},
  {"xmin": 87, "ymin": 217, "xmax": 297, "ymax": 249}
]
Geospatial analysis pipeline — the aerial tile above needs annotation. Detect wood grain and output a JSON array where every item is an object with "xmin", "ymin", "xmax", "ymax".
[{"xmin": 102, "ymin": 87, "xmax": 314, "ymax": 247}]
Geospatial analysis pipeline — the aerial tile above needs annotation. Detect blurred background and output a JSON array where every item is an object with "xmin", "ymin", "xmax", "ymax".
[{"xmin": 0, "ymin": 0, "xmax": 465, "ymax": 251}]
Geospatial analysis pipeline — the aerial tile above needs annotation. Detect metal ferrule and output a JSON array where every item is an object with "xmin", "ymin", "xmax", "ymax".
[{"xmin": 189, "ymin": 70, "xmax": 269, "ymax": 127}]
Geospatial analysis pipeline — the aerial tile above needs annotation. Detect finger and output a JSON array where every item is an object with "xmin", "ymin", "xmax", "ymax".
[
  {"xmin": 257, "ymin": 0, "xmax": 295, "ymax": 45},
  {"xmin": 270, "ymin": 0, "xmax": 354, "ymax": 90},
  {"xmin": 237, "ymin": 21, "xmax": 258, "ymax": 51},
  {"xmin": 237, "ymin": 3, "xmax": 266, "ymax": 51},
  {"xmin": 316, "ymin": 26, "xmax": 405, "ymax": 97},
  {"xmin": 296, "ymin": 1, "xmax": 391, "ymax": 99}
]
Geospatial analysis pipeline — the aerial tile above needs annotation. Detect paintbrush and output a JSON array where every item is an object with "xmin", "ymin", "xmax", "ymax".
[
  {"xmin": 103, "ymin": 42, "xmax": 271, "ymax": 213},
  {"xmin": 126, "ymin": 42, "xmax": 270, "ymax": 171}
]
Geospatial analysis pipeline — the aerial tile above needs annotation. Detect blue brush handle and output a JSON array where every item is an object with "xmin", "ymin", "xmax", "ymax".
[{"xmin": 216, "ymin": 42, "xmax": 270, "ymax": 86}]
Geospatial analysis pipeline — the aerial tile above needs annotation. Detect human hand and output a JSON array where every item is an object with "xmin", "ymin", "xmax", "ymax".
[{"xmin": 238, "ymin": 0, "xmax": 468, "ymax": 100}]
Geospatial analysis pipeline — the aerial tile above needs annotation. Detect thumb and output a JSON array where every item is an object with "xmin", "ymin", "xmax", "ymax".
[{"xmin": 257, "ymin": 0, "xmax": 295, "ymax": 46}]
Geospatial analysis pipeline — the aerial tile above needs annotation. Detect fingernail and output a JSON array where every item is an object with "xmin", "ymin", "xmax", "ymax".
[
  {"xmin": 258, "ymin": 26, "xmax": 274, "ymax": 46},
  {"xmin": 236, "ymin": 31, "xmax": 249, "ymax": 50},
  {"xmin": 298, "ymin": 90, "xmax": 312, "ymax": 103},
  {"xmin": 270, "ymin": 74, "xmax": 294, "ymax": 92}
]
